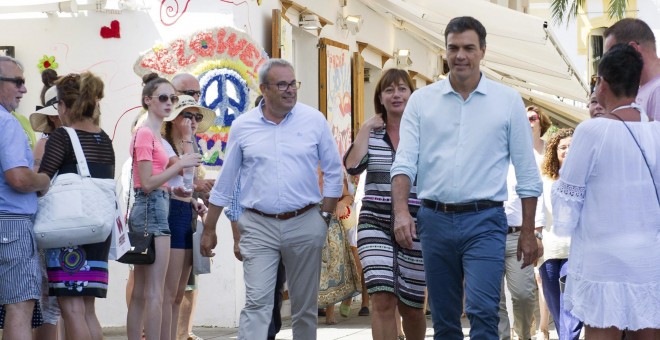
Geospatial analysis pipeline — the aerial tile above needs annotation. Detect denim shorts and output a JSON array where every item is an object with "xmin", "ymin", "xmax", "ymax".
[
  {"xmin": 129, "ymin": 189, "xmax": 171, "ymax": 237},
  {"xmin": 168, "ymin": 198, "xmax": 193, "ymax": 249}
]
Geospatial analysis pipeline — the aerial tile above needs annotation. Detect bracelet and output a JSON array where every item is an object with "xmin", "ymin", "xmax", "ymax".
[
  {"xmin": 339, "ymin": 206, "xmax": 351, "ymax": 220},
  {"xmin": 181, "ymin": 140, "xmax": 193, "ymax": 144}
]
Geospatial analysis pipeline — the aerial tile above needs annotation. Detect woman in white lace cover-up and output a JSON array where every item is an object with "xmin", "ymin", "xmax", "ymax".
[{"xmin": 551, "ymin": 44, "xmax": 660, "ymax": 339}]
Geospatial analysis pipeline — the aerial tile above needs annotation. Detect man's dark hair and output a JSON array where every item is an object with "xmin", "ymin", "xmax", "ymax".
[
  {"xmin": 445, "ymin": 16, "xmax": 487, "ymax": 49},
  {"xmin": 598, "ymin": 43, "xmax": 643, "ymax": 98},
  {"xmin": 604, "ymin": 18, "xmax": 656, "ymax": 50}
]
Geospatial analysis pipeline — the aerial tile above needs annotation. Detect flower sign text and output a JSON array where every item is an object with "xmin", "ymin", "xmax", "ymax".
[{"xmin": 134, "ymin": 27, "xmax": 267, "ymax": 79}]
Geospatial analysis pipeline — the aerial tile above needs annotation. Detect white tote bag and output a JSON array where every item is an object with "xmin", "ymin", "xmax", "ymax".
[
  {"xmin": 109, "ymin": 203, "xmax": 131, "ymax": 260},
  {"xmin": 33, "ymin": 127, "xmax": 116, "ymax": 249},
  {"xmin": 192, "ymin": 219, "xmax": 211, "ymax": 275}
]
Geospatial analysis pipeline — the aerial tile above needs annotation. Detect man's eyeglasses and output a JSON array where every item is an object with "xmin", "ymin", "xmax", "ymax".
[
  {"xmin": 264, "ymin": 81, "xmax": 301, "ymax": 91},
  {"xmin": 178, "ymin": 89, "xmax": 202, "ymax": 97},
  {"xmin": 181, "ymin": 111, "xmax": 204, "ymax": 122},
  {"xmin": 528, "ymin": 115, "xmax": 539, "ymax": 122},
  {"xmin": 0, "ymin": 76, "xmax": 26, "ymax": 88},
  {"xmin": 150, "ymin": 94, "xmax": 179, "ymax": 105}
]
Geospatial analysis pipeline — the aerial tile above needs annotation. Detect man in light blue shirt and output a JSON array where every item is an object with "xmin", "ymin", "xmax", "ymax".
[
  {"xmin": 201, "ymin": 58, "xmax": 343, "ymax": 340},
  {"xmin": 390, "ymin": 17, "xmax": 542, "ymax": 340},
  {"xmin": 0, "ymin": 56, "xmax": 51, "ymax": 339}
]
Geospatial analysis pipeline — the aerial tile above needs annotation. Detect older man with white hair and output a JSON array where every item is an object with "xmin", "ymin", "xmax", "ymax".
[{"xmin": 0, "ymin": 56, "xmax": 51, "ymax": 338}]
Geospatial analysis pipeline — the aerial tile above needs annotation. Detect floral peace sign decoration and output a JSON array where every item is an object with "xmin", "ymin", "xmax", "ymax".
[{"xmin": 134, "ymin": 26, "xmax": 268, "ymax": 169}]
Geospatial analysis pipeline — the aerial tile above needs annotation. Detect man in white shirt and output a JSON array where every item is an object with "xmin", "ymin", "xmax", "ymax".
[
  {"xmin": 201, "ymin": 58, "xmax": 343, "ymax": 340},
  {"xmin": 499, "ymin": 164, "xmax": 546, "ymax": 340},
  {"xmin": 604, "ymin": 18, "xmax": 660, "ymax": 121},
  {"xmin": 391, "ymin": 17, "xmax": 542, "ymax": 339}
]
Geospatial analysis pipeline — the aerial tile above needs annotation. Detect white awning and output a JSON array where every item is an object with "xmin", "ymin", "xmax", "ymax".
[{"xmin": 360, "ymin": 0, "xmax": 589, "ymax": 126}]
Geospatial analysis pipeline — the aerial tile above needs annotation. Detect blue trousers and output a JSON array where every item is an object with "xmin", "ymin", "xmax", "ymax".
[
  {"xmin": 418, "ymin": 206, "xmax": 507, "ymax": 340},
  {"xmin": 539, "ymin": 259, "xmax": 583, "ymax": 340}
]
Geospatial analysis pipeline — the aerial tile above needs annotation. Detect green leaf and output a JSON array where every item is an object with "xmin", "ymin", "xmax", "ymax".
[
  {"xmin": 551, "ymin": 0, "xmax": 629, "ymax": 25},
  {"xmin": 551, "ymin": 0, "xmax": 586, "ymax": 26},
  {"xmin": 607, "ymin": 0, "xmax": 627, "ymax": 20}
]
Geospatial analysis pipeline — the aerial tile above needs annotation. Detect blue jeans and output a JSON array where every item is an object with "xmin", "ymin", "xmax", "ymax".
[
  {"xmin": 129, "ymin": 189, "xmax": 170, "ymax": 236},
  {"xmin": 539, "ymin": 259, "xmax": 583, "ymax": 340},
  {"xmin": 418, "ymin": 205, "xmax": 507, "ymax": 340}
]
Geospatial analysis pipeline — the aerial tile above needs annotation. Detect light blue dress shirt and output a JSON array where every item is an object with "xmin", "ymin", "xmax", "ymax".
[
  {"xmin": 0, "ymin": 106, "xmax": 38, "ymax": 214},
  {"xmin": 391, "ymin": 74, "xmax": 542, "ymax": 203},
  {"xmin": 209, "ymin": 102, "xmax": 343, "ymax": 214},
  {"xmin": 224, "ymin": 178, "xmax": 244, "ymax": 222}
]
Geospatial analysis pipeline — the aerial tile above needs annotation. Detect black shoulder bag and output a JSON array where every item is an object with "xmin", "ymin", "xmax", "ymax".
[{"xmin": 118, "ymin": 133, "xmax": 156, "ymax": 265}]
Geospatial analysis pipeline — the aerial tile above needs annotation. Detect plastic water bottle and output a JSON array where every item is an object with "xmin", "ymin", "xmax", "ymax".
[{"xmin": 183, "ymin": 167, "xmax": 195, "ymax": 192}]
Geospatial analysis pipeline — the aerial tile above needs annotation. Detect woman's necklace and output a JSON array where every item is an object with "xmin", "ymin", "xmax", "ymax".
[
  {"xmin": 609, "ymin": 102, "xmax": 648, "ymax": 122},
  {"xmin": 610, "ymin": 104, "xmax": 637, "ymax": 113}
]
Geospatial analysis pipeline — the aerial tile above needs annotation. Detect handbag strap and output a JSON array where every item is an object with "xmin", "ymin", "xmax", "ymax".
[
  {"xmin": 62, "ymin": 127, "xmax": 91, "ymax": 178},
  {"xmin": 611, "ymin": 113, "xmax": 660, "ymax": 207},
  {"xmin": 126, "ymin": 133, "xmax": 137, "ymax": 217}
]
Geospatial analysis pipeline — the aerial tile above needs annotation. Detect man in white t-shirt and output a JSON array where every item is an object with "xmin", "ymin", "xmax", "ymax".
[{"xmin": 604, "ymin": 18, "xmax": 660, "ymax": 121}]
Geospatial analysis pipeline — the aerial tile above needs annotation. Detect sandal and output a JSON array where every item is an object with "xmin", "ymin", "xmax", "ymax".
[
  {"xmin": 339, "ymin": 303, "xmax": 351, "ymax": 318},
  {"xmin": 187, "ymin": 332, "xmax": 203, "ymax": 340},
  {"xmin": 358, "ymin": 306, "xmax": 370, "ymax": 316}
]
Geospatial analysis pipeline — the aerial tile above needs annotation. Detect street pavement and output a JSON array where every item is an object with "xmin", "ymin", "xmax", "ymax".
[{"xmin": 102, "ymin": 302, "xmax": 572, "ymax": 339}]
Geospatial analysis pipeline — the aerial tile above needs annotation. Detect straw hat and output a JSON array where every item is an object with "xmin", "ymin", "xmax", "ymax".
[
  {"xmin": 164, "ymin": 95, "xmax": 215, "ymax": 133},
  {"xmin": 29, "ymin": 86, "xmax": 59, "ymax": 133}
]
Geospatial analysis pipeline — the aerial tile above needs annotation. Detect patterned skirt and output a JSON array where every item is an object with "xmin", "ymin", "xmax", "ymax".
[
  {"xmin": 318, "ymin": 216, "xmax": 361, "ymax": 308},
  {"xmin": 45, "ymin": 235, "xmax": 111, "ymax": 298},
  {"xmin": 358, "ymin": 218, "xmax": 426, "ymax": 308}
]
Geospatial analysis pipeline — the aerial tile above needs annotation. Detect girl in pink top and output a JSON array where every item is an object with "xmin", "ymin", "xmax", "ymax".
[{"xmin": 126, "ymin": 73, "xmax": 201, "ymax": 340}]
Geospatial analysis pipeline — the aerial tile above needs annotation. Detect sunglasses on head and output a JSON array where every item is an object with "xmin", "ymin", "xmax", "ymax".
[
  {"xmin": 150, "ymin": 94, "xmax": 179, "ymax": 104},
  {"xmin": 0, "ymin": 76, "xmax": 26, "ymax": 88},
  {"xmin": 528, "ymin": 115, "xmax": 539, "ymax": 122},
  {"xmin": 179, "ymin": 89, "xmax": 201, "ymax": 97},
  {"xmin": 181, "ymin": 111, "xmax": 204, "ymax": 122}
]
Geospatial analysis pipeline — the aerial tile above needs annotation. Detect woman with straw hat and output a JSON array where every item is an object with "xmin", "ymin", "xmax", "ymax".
[
  {"xmin": 30, "ymin": 86, "xmax": 62, "ymax": 171},
  {"xmin": 160, "ymin": 95, "xmax": 214, "ymax": 340}
]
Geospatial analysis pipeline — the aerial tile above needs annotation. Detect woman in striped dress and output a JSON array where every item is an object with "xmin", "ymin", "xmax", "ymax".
[{"xmin": 344, "ymin": 68, "xmax": 426, "ymax": 340}]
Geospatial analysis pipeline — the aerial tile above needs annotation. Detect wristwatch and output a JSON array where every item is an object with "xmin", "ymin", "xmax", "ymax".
[
  {"xmin": 534, "ymin": 231, "xmax": 543, "ymax": 240},
  {"xmin": 320, "ymin": 211, "xmax": 333, "ymax": 224}
]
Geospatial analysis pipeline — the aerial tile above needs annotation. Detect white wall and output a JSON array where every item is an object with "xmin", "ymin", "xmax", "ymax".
[
  {"xmin": 0, "ymin": 0, "xmax": 437, "ymax": 328},
  {"xmin": 639, "ymin": 0, "xmax": 660, "ymax": 56}
]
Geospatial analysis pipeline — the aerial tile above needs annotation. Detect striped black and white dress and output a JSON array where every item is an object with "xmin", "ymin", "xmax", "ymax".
[{"xmin": 345, "ymin": 129, "xmax": 425, "ymax": 308}]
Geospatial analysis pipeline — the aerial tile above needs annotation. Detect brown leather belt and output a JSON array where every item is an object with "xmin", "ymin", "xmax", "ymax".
[{"xmin": 246, "ymin": 204, "xmax": 316, "ymax": 220}]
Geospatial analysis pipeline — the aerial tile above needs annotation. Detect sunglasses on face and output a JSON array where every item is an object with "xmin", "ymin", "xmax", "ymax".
[
  {"xmin": 528, "ymin": 115, "xmax": 539, "ymax": 122},
  {"xmin": 150, "ymin": 94, "xmax": 179, "ymax": 105},
  {"xmin": 181, "ymin": 111, "xmax": 204, "ymax": 122},
  {"xmin": 0, "ymin": 76, "xmax": 26, "ymax": 88},
  {"xmin": 179, "ymin": 89, "xmax": 202, "ymax": 97}
]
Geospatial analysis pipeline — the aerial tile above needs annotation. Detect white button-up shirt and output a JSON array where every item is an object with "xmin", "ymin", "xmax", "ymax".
[
  {"xmin": 209, "ymin": 102, "xmax": 343, "ymax": 214},
  {"xmin": 391, "ymin": 74, "xmax": 542, "ymax": 203}
]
